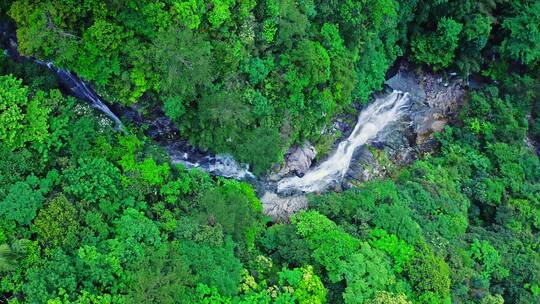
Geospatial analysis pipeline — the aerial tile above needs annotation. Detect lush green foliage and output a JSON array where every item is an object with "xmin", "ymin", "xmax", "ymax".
[
  {"xmin": 1, "ymin": 0, "xmax": 540, "ymax": 303},
  {"xmin": 7, "ymin": 0, "xmax": 413, "ymax": 173},
  {"xmin": 411, "ymin": 17, "xmax": 463, "ymax": 70},
  {"xmin": 307, "ymin": 79, "xmax": 540, "ymax": 303},
  {"xmin": 0, "ymin": 75, "xmax": 52, "ymax": 150},
  {"xmin": 0, "ymin": 70, "xmax": 274, "ymax": 303}
]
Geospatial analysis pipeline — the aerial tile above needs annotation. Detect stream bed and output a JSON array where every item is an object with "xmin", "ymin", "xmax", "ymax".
[{"xmin": 2, "ymin": 24, "xmax": 467, "ymax": 220}]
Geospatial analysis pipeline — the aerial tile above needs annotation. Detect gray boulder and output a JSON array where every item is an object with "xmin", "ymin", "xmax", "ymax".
[
  {"xmin": 278, "ymin": 141, "xmax": 317, "ymax": 177},
  {"xmin": 385, "ymin": 65, "xmax": 465, "ymax": 154},
  {"xmin": 346, "ymin": 65, "xmax": 465, "ymax": 183},
  {"xmin": 260, "ymin": 191, "xmax": 308, "ymax": 221}
]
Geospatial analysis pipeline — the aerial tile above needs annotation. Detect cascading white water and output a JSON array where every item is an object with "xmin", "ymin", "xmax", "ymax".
[
  {"xmin": 35, "ymin": 60, "xmax": 124, "ymax": 130},
  {"xmin": 277, "ymin": 90, "xmax": 410, "ymax": 194},
  {"xmin": 168, "ymin": 150, "xmax": 255, "ymax": 180}
]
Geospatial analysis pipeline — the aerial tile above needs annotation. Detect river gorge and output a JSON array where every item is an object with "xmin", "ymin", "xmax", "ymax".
[{"xmin": 2, "ymin": 24, "xmax": 466, "ymax": 220}]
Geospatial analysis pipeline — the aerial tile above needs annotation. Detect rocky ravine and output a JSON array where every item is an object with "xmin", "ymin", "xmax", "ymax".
[
  {"xmin": 262, "ymin": 65, "xmax": 466, "ymax": 220},
  {"xmin": 345, "ymin": 64, "xmax": 465, "ymax": 186}
]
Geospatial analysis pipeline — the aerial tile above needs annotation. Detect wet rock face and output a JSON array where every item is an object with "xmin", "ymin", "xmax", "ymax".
[
  {"xmin": 345, "ymin": 146, "xmax": 385, "ymax": 185},
  {"xmin": 278, "ymin": 142, "xmax": 317, "ymax": 177},
  {"xmin": 346, "ymin": 64, "xmax": 466, "ymax": 183},
  {"xmin": 409, "ymin": 72, "xmax": 465, "ymax": 146},
  {"xmin": 385, "ymin": 64, "xmax": 465, "ymax": 151}
]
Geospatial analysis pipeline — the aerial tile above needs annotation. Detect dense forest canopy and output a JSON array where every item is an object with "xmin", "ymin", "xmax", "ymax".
[{"xmin": 0, "ymin": 0, "xmax": 539, "ymax": 303}]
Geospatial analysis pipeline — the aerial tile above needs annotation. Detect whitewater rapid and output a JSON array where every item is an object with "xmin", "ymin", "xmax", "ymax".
[{"xmin": 277, "ymin": 90, "xmax": 409, "ymax": 194}]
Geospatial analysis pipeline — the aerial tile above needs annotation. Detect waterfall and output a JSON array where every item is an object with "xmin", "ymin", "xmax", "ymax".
[
  {"xmin": 34, "ymin": 60, "xmax": 124, "ymax": 130},
  {"xmin": 277, "ymin": 90, "xmax": 410, "ymax": 194}
]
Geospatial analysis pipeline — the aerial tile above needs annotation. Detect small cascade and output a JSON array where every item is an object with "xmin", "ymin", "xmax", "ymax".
[{"xmin": 34, "ymin": 60, "xmax": 124, "ymax": 130}]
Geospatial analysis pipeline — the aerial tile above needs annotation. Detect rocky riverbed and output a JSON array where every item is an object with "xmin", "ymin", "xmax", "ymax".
[{"xmin": 260, "ymin": 64, "xmax": 466, "ymax": 220}]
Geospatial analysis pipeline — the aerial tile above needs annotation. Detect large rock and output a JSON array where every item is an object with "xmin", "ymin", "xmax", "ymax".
[
  {"xmin": 410, "ymin": 72, "xmax": 465, "ymax": 145},
  {"xmin": 260, "ymin": 191, "xmax": 308, "ymax": 221},
  {"xmin": 346, "ymin": 64, "xmax": 465, "ymax": 183},
  {"xmin": 344, "ymin": 146, "xmax": 385, "ymax": 186},
  {"xmin": 278, "ymin": 141, "xmax": 316, "ymax": 177},
  {"xmin": 385, "ymin": 64, "xmax": 465, "ymax": 152}
]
